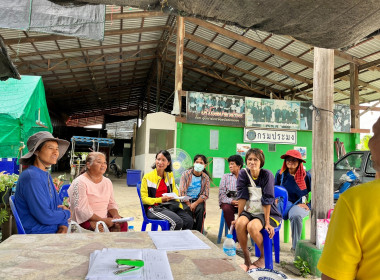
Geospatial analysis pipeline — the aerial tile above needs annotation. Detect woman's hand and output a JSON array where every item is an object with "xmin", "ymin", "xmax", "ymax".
[
  {"xmin": 57, "ymin": 225, "xmax": 68, "ymax": 234},
  {"xmin": 190, "ymin": 202, "xmax": 198, "ymax": 212},
  {"xmin": 103, "ymin": 218, "xmax": 114, "ymax": 228},
  {"xmin": 231, "ymin": 200, "xmax": 238, "ymax": 207},
  {"xmin": 58, "ymin": 205, "xmax": 70, "ymax": 211},
  {"xmin": 265, "ymin": 224, "xmax": 275, "ymax": 239},
  {"xmin": 161, "ymin": 196, "xmax": 173, "ymax": 203},
  {"xmin": 297, "ymin": 203, "xmax": 309, "ymax": 211}
]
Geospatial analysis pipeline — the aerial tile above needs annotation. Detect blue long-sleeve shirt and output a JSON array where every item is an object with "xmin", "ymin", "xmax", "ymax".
[
  {"xmin": 274, "ymin": 169, "xmax": 311, "ymax": 204},
  {"xmin": 15, "ymin": 166, "xmax": 70, "ymax": 234}
]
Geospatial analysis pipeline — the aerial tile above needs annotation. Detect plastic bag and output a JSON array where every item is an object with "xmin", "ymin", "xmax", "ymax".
[
  {"xmin": 316, "ymin": 219, "xmax": 329, "ymax": 249},
  {"xmin": 95, "ymin": 221, "xmax": 110, "ymax": 233},
  {"xmin": 316, "ymin": 208, "xmax": 334, "ymax": 249},
  {"xmin": 67, "ymin": 220, "xmax": 83, "ymax": 234}
]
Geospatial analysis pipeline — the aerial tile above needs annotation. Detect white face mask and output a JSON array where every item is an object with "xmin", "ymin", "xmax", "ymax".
[{"xmin": 194, "ymin": 163, "xmax": 205, "ymax": 172}]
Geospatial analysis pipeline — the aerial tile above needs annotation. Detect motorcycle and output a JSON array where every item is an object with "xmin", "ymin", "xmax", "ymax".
[
  {"xmin": 110, "ymin": 158, "xmax": 123, "ymax": 178},
  {"xmin": 334, "ymin": 170, "xmax": 359, "ymax": 201}
]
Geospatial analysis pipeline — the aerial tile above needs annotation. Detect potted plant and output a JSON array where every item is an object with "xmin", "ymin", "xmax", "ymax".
[{"xmin": 0, "ymin": 172, "xmax": 19, "ymax": 225}]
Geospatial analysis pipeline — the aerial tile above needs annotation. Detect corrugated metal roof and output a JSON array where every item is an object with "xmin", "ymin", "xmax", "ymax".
[{"xmin": 1, "ymin": 5, "xmax": 380, "ymax": 126}]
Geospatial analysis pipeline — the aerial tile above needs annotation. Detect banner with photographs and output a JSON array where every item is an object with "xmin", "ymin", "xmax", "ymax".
[
  {"xmin": 244, "ymin": 127, "xmax": 297, "ymax": 144},
  {"xmin": 245, "ymin": 97, "xmax": 300, "ymax": 129},
  {"xmin": 186, "ymin": 91, "xmax": 245, "ymax": 127},
  {"xmin": 334, "ymin": 104, "xmax": 351, "ymax": 132},
  {"xmin": 299, "ymin": 102, "xmax": 351, "ymax": 132}
]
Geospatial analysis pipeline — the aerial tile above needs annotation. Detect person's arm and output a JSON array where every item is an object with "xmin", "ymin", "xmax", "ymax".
[
  {"xmin": 263, "ymin": 204, "xmax": 274, "ymax": 238},
  {"xmin": 317, "ymin": 195, "xmax": 361, "ymax": 279},
  {"xmin": 237, "ymin": 199, "xmax": 246, "ymax": 216},
  {"xmin": 141, "ymin": 176, "xmax": 163, "ymax": 205},
  {"xmin": 199, "ymin": 173, "xmax": 210, "ymax": 201},
  {"xmin": 321, "ymin": 274, "xmax": 335, "ymax": 280},
  {"xmin": 236, "ymin": 169, "xmax": 249, "ymax": 216},
  {"xmin": 274, "ymin": 170, "xmax": 281, "ymax": 186},
  {"xmin": 219, "ymin": 174, "xmax": 233, "ymax": 205},
  {"xmin": 261, "ymin": 171, "xmax": 275, "ymax": 237},
  {"xmin": 179, "ymin": 170, "xmax": 189, "ymax": 197},
  {"xmin": 24, "ymin": 176, "xmax": 70, "ymax": 226},
  {"xmin": 69, "ymin": 180, "xmax": 95, "ymax": 224}
]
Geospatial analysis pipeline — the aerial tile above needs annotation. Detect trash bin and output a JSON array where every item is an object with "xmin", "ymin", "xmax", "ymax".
[
  {"xmin": 126, "ymin": 169, "xmax": 141, "ymax": 186},
  {"xmin": 0, "ymin": 158, "xmax": 19, "ymax": 174}
]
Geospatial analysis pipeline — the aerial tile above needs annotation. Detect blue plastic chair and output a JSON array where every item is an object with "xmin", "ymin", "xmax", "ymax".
[
  {"xmin": 136, "ymin": 182, "xmax": 170, "ymax": 231},
  {"xmin": 254, "ymin": 185, "xmax": 288, "ymax": 269},
  {"xmin": 59, "ymin": 184, "xmax": 70, "ymax": 201},
  {"xmin": 9, "ymin": 195, "xmax": 26, "ymax": 234},
  {"xmin": 217, "ymin": 211, "xmax": 237, "ymax": 244}
]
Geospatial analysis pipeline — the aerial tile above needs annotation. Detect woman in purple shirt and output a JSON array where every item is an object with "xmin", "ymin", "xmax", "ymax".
[{"xmin": 234, "ymin": 148, "xmax": 282, "ymax": 271}]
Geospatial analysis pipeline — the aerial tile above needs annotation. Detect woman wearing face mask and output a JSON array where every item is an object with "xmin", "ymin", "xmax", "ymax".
[
  {"xmin": 179, "ymin": 154, "xmax": 210, "ymax": 233},
  {"xmin": 141, "ymin": 150, "xmax": 193, "ymax": 230},
  {"xmin": 234, "ymin": 148, "xmax": 282, "ymax": 271}
]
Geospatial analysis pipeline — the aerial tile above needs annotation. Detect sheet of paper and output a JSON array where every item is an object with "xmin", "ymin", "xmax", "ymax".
[
  {"xmin": 162, "ymin": 193, "xmax": 190, "ymax": 201},
  {"xmin": 212, "ymin": 157, "xmax": 225, "ymax": 178},
  {"xmin": 112, "ymin": 217, "xmax": 134, "ymax": 223},
  {"xmin": 86, "ymin": 249, "xmax": 173, "ymax": 280},
  {"xmin": 149, "ymin": 230, "xmax": 211, "ymax": 251}
]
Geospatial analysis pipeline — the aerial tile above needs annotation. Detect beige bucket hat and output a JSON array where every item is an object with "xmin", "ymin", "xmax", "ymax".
[{"xmin": 19, "ymin": 131, "xmax": 70, "ymax": 165}]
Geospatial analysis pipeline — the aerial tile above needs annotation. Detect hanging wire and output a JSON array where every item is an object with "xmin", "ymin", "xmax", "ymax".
[{"xmin": 309, "ymin": 104, "xmax": 335, "ymax": 121}]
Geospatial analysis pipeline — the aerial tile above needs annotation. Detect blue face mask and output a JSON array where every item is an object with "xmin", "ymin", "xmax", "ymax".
[{"xmin": 194, "ymin": 163, "xmax": 205, "ymax": 172}]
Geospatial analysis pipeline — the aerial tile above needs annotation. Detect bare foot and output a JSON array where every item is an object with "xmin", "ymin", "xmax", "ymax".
[
  {"xmin": 239, "ymin": 263, "xmax": 258, "ymax": 272},
  {"xmin": 252, "ymin": 257, "xmax": 265, "ymax": 268}
]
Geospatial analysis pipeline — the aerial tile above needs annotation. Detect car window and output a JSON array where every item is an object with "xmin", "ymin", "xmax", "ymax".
[
  {"xmin": 335, "ymin": 153, "xmax": 363, "ymax": 170},
  {"xmin": 365, "ymin": 155, "xmax": 376, "ymax": 174}
]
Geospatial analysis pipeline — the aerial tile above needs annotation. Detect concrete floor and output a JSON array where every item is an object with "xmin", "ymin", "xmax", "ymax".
[{"xmin": 108, "ymin": 173, "xmax": 321, "ymax": 279}]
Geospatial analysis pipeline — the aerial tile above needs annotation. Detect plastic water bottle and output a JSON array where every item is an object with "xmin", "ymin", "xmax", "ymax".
[
  {"xmin": 223, "ymin": 234, "xmax": 236, "ymax": 261},
  {"xmin": 128, "ymin": 225, "xmax": 135, "ymax": 232}
]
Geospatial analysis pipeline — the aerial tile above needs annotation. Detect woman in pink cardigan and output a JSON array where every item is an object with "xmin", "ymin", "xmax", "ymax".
[{"xmin": 68, "ymin": 152, "xmax": 127, "ymax": 232}]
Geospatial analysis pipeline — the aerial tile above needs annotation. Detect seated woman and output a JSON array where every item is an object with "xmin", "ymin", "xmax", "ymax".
[
  {"xmin": 179, "ymin": 154, "xmax": 210, "ymax": 233},
  {"xmin": 274, "ymin": 150, "xmax": 311, "ymax": 252},
  {"xmin": 234, "ymin": 148, "xmax": 282, "ymax": 270},
  {"xmin": 219, "ymin": 154, "xmax": 244, "ymax": 230},
  {"xmin": 15, "ymin": 131, "xmax": 71, "ymax": 234},
  {"xmin": 68, "ymin": 152, "xmax": 127, "ymax": 232},
  {"xmin": 141, "ymin": 150, "xmax": 193, "ymax": 230}
]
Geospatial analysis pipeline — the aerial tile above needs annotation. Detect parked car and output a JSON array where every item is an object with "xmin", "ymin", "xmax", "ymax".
[{"xmin": 334, "ymin": 151, "xmax": 375, "ymax": 192}]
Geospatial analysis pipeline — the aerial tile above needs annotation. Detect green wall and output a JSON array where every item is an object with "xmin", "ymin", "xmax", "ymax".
[{"xmin": 176, "ymin": 122, "xmax": 357, "ymax": 187}]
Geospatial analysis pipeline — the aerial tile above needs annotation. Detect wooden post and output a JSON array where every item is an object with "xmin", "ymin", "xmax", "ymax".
[
  {"xmin": 156, "ymin": 57, "xmax": 162, "ymax": 112},
  {"xmin": 350, "ymin": 63, "xmax": 359, "ymax": 129},
  {"xmin": 174, "ymin": 16, "xmax": 184, "ymax": 114},
  {"xmin": 131, "ymin": 123, "xmax": 137, "ymax": 169},
  {"xmin": 311, "ymin": 48, "xmax": 335, "ymax": 244}
]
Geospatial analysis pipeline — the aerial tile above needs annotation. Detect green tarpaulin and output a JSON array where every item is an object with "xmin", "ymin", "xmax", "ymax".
[{"xmin": 0, "ymin": 75, "xmax": 52, "ymax": 158}]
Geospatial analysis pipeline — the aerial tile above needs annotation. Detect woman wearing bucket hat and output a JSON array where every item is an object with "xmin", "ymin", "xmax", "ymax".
[
  {"xmin": 14, "ymin": 131, "xmax": 71, "ymax": 234},
  {"xmin": 274, "ymin": 149, "xmax": 311, "ymax": 252}
]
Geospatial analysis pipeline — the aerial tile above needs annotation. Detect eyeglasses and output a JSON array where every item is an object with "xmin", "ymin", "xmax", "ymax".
[{"xmin": 285, "ymin": 157, "xmax": 299, "ymax": 163}]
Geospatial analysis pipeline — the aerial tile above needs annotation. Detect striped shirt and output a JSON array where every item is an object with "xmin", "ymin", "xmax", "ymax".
[
  {"xmin": 218, "ymin": 173, "xmax": 238, "ymax": 206},
  {"xmin": 179, "ymin": 169, "xmax": 209, "ymax": 200}
]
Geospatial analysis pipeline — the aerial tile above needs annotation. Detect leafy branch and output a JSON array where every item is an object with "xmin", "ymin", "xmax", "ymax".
[{"xmin": 294, "ymin": 256, "xmax": 311, "ymax": 278}]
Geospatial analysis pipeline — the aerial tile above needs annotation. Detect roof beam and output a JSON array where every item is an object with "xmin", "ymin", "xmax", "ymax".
[
  {"xmin": 185, "ymin": 32, "xmax": 312, "ymax": 85},
  {"xmin": 104, "ymin": 11, "xmax": 165, "ymax": 20},
  {"xmin": 186, "ymin": 17, "xmax": 313, "ymax": 69},
  {"xmin": 10, "ymin": 40, "xmax": 160, "ymax": 58},
  {"xmin": 168, "ymin": 42, "xmax": 293, "ymax": 90},
  {"xmin": 3, "ymin": 26, "xmax": 169, "ymax": 45},
  {"xmin": 167, "ymin": 57, "xmax": 270, "ymax": 97},
  {"xmin": 18, "ymin": 54, "xmax": 156, "ymax": 73}
]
